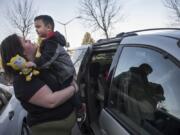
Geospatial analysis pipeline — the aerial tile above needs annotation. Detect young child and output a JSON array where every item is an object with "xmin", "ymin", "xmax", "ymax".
[{"xmin": 31, "ymin": 15, "xmax": 86, "ymax": 124}]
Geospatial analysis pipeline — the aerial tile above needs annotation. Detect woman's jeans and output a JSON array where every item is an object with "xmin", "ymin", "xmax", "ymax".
[{"xmin": 30, "ymin": 111, "xmax": 76, "ymax": 135}]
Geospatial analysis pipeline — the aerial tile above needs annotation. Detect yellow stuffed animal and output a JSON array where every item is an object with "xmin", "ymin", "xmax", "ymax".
[{"xmin": 7, "ymin": 54, "xmax": 39, "ymax": 81}]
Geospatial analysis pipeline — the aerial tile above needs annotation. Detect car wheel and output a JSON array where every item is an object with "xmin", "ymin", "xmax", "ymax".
[{"xmin": 21, "ymin": 121, "xmax": 30, "ymax": 135}]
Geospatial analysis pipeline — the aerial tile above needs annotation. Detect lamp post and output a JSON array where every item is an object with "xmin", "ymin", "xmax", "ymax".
[{"xmin": 56, "ymin": 16, "xmax": 81, "ymax": 48}]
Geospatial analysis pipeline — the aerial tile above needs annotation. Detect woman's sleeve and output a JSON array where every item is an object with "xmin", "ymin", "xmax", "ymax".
[{"xmin": 13, "ymin": 76, "xmax": 45, "ymax": 102}]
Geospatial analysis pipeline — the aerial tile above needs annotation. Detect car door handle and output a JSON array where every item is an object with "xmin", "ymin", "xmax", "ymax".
[{"xmin": 8, "ymin": 111, "xmax": 14, "ymax": 120}]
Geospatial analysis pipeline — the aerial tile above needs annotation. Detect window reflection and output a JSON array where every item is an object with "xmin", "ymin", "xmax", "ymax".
[
  {"xmin": 113, "ymin": 63, "xmax": 165, "ymax": 124},
  {"xmin": 109, "ymin": 47, "xmax": 180, "ymax": 135}
]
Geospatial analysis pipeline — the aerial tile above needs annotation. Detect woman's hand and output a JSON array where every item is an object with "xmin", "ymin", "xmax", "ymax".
[{"xmin": 71, "ymin": 80, "xmax": 79, "ymax": 93}]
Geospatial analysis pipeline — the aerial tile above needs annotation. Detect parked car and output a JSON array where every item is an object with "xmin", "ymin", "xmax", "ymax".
[
  {"xmin": 0, "ymin": 74, "xmax": 30, "ymax": 135},
  {"xmin": 71, "ymin": 28, "xmax": 180, "ymax": 135}
]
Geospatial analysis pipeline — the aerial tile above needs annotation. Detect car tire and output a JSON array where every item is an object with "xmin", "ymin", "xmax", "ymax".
[{"xmin": 21, "ymin": 121, "xmax": 31, "ymax": 135}]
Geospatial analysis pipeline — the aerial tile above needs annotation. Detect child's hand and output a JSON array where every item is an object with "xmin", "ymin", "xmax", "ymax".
[{"xmin": 26, "ymin": 61, "xmax": 36, "ymax": 68}]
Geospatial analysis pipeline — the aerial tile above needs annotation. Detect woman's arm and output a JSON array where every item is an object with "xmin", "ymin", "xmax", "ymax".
[{"xmin": 29, "ymin": 84, "xmax": 77, "ymax": 108}]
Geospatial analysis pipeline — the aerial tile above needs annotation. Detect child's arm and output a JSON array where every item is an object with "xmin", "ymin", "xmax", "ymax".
[{"xmin": 34, "ymin": 40, "xmax": 59, "ymax": 69}]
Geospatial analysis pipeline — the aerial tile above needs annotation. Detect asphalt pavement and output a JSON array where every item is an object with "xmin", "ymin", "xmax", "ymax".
[{"xmin": 72, "ymin": 123, "xmax": 82, "ymax": 135}]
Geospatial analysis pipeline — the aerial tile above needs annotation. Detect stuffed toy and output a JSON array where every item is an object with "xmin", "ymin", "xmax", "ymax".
[{"xmin": 7, "ymin": 54, "xmax": 39, "ymax": 81}]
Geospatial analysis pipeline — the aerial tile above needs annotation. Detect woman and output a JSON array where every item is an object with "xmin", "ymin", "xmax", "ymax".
[{"xmin": 0, "ymin": 34, "xmax": 77, "ymax": 135}]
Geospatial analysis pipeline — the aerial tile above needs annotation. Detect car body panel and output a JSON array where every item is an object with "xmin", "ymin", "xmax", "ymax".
[
  {"xmin": 99, "ymin": 109, "xmax": 130, "ymax": 135},
  {"xmin": 0, "ymin": 84, "xmax": 27, "ymax": 135}
]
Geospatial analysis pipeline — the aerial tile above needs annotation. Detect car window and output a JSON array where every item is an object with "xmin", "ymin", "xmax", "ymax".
[
  {"xmin": 0, "ymin": 72, "xmax": 10, "ymax": 85},
  {"xmin": 109, "ymin": 46, "xmax": 180, "ymax": 135},
  {"xmin": 0, "ymin": 88, "xmax": 12, "ymax": 112},
  {"xmin": 70, "ymin": 47, "xmax": 88, "ymax": 74}
]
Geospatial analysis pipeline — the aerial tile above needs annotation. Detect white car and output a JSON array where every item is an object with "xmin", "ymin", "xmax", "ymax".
[{"xmin": 0, "ymin": 83, "xmax": 30, "ymax": 135}]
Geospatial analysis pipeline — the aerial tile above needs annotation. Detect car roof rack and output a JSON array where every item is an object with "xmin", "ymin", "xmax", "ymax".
[
  {"xmin": 95, "ymin": 28, "xmax": 180, "ymax": 45},
  {"xmin": 116, "ymin": 28, "xmax": 180, "ymax": 37},
  {"xmin": 116, "ymin": 32, "xmax": 137, "ymax": 38},
  {"xmin": 96, "ymin": 32, "xmax": 137, "ymax": 44},
  {"xmin": 130, "ymin": 27, "xmax": 180, "ymax": 33}
]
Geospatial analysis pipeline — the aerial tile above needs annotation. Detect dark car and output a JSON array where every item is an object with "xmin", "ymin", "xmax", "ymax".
[{"xmin": 71, "ymin": 28, "xmax": 180, "ymax": 135}]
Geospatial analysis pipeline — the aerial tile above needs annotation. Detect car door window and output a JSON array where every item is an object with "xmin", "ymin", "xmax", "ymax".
[
  {"xmin": 70, "ymin": 47, "xmax": 89, "ymax": 74},
  {"xmin": 0, "ymin": 88, "xmax": 12, "ymax": 112},
  {"xmin": 109, "ymin": 46, "xmax": 180, "ymax": 135},
  {"xmin": 0, "ymin": 72, "xmax": 11, "ymax": 85}
]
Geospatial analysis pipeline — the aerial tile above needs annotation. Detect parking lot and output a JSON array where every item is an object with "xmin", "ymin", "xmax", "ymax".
[
  {"xmin": 72, "ymin": 124, "xmax": 82, "ymax": 135},
  {"xmin": 0, "ymin": 28, "xmax": 180, "ymax": 135}
]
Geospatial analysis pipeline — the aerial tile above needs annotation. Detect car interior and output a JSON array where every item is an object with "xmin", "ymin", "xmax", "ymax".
[{"xmin": 78, "ymin": 50, "xmax": 116, "ymax": 133}]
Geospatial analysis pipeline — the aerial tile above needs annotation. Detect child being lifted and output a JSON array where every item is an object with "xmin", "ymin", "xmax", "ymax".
[{"xmin": 27, "ymin": 15, "xmax": 86, "ymax": 124}]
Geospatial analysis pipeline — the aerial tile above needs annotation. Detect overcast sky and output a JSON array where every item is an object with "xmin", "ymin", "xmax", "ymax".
[{"xmin": 0, "ymin": 0, "xmax": 171, "ymax": 48}]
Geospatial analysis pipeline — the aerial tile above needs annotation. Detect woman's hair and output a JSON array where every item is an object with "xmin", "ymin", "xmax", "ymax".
[{"xmin": 0, "ymin": 34, "xmax": 25, "ymax": 80}]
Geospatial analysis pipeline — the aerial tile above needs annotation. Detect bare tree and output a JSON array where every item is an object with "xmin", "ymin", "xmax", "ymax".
[
  {"xmin": 162, "ymin": 0, "xmax": 180, "ymax": 26},
  {"xmin": 6, "ymin": 0, "xmax": 37, "ymax": 38},
  {"xmin": 79, "ymin": 0, "xmax": 124, "ymax": 39}
]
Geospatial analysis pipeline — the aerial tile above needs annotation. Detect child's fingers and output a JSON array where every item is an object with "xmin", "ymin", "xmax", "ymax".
[{"xmin": 26, "ymin": 62, "xmax": 36, "ymax": 68}]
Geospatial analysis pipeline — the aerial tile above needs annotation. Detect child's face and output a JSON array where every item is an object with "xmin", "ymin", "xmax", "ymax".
[{"xmin": 34, "ymin": 20, "xmax": 50, "ymax": 38}]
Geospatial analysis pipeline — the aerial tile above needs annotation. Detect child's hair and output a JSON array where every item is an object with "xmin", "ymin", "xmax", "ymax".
[{"xmin": 34, "ymin": 15, "xmax": 55, "ymax": 30}]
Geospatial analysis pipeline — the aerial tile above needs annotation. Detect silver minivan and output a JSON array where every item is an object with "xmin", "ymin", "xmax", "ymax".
[{"xmin": 71, "ymin": 28, "xmax": 180, "ymax": 135}]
